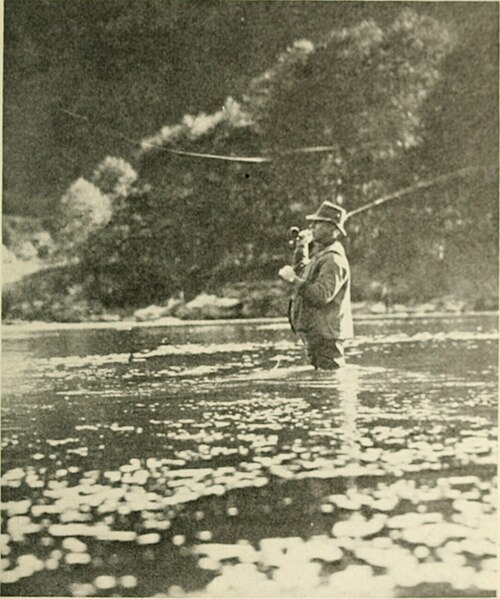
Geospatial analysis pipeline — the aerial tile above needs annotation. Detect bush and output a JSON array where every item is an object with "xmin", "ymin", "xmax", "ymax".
[
  {"xmin": 2, "ymin": 265, "xmax": 105, "ymax": 322},
  {"xmin": 56, "ymin": 178, "xmax": 112, "ymax": 254}
]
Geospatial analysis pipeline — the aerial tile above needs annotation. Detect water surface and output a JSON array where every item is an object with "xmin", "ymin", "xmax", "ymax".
[{"xmin": 1, "ymin": 314, "xmax": 497, "ymax": 597}]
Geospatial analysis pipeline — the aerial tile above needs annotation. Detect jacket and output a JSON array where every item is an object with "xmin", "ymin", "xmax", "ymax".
[{"xmin": 289, "ymin": 241, "xmax": 353, "ymax": 340}]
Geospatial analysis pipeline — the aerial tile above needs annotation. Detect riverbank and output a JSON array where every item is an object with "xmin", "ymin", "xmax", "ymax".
[
  {"xmin": 3, "ymin": 309, "xmax": 497, "ymax": 336},
  {"xmin": 3, "ymin": 257, "xmax": 498, "ymax": 325}
]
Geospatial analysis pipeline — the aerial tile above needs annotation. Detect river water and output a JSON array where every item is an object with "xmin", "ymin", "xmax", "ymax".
[{"xmin": 1, "ymin": 314, "xmax": 497, "ymax": 597}]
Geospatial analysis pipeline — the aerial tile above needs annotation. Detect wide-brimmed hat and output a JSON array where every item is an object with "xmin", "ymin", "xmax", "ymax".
[{"xmin": 306, "ymin": 201, "xmax": 347, "ymax": 236}]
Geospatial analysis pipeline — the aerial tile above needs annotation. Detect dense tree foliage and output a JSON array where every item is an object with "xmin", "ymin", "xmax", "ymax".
[
  {"xmin": 4, "ymin": 1, "xmax": 497, "ymax": 215},
  {"xmin": 4, "ymin": 2, "xmax": 498, "ymax": 313},
  {"xmin": 78, "ymin": 9, "xmax": 458, "ymax": 303},
  {"xmin": 5, "ymin": 0, "xmax": 396, "ymax": 215}
]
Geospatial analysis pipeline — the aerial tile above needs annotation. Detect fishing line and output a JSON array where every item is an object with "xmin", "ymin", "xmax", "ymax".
[{"xmin": 61, "ymin": 108, "xmax": 340, "ymax": 163}]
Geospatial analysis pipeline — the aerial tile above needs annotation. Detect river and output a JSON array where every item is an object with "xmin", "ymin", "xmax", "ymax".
[{"xmin": 1, "ymin": 314, "xmax": 497, "ymax": 597}]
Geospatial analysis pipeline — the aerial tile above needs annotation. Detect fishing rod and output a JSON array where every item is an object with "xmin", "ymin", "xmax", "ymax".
[
  {"xmin": 288, "ymin": 162, "xmax": 496, "ymax": 262},
  {"xmin": 345, "ymin": 164, "xmax": 487, "ymax": 219}
]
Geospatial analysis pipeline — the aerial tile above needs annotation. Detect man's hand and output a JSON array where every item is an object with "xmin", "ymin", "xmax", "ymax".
[{"xmin": 278, "ymin": 265, "xmax": 296, "ymax": 283}]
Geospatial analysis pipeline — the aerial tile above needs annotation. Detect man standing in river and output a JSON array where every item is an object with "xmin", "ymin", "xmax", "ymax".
[{"xmin": 279, "ymin": 201, "xmax": 353, "ymax": 369}]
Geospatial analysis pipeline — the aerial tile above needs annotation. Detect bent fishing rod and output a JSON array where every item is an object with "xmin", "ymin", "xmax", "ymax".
[
  {"xmin": 288, "ymin": 162, "xmax": 496, "ymax": 255},
  {"xmin": 345, "ymin": 163, "xmax": 491, "ymax": 219}
]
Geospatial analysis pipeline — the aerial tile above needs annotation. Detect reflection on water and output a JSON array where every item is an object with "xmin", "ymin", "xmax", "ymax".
[
  {"xmin": 337, "ymin": 366, "xmax": 362, "ymax": 466},
  {"xmin": 1, "ymin": 314, "xmax": 497, "ymax": 597}
]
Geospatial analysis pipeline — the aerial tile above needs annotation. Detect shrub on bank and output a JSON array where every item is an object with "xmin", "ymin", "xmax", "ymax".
[{"xmin": 2, "ymin": 265, "xmax": 107, "ymax": 323}]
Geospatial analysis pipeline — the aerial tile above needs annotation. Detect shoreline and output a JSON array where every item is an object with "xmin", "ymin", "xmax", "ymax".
[{"xmin": 2, "ymin": 310, "xmax": 497, "ymax": 336}]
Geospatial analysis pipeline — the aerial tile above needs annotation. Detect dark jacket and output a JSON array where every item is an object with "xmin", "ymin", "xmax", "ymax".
[{"xmin": 289, "ymin": 241, "xmax": 353, "ymax": 340}]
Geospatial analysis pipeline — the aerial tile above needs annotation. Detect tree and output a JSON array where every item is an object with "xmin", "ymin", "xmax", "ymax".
[
  {"xmin": 351, "ymin": 6, "xmax": 499, "ymax": 304},
  {"xmin": 91, "ymin": 157, "xmax": 138, "ymax": 201},
  {"xmin": 56, "ymin": 178, "xmax": 112, "ymax": 254}
]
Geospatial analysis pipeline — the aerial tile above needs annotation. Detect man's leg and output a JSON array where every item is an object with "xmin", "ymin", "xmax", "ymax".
[
  {"xmin": 300, "ymin": 333, "xmax": 318, "ymax": 368},
  {"xmin": 306, "ymin": 334, "xmax": 345, "ymax": 370}
]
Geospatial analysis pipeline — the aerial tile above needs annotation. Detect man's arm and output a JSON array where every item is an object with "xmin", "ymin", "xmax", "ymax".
[{"xmin": 294, "ymin": 257, "xmax": 347, "ymax": 306}]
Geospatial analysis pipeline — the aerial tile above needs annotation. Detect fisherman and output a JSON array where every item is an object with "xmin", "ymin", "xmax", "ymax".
[{"xmin": 279, "ymin": 201, "xmax": 353, "ymax": 369}]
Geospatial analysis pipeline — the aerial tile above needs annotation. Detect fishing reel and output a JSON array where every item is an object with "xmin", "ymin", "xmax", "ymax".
[
  {"xmin": 288, "ymin": 226, "xmax": 313, "ymax": 246},
  {"xmin": 288, "ymin": 226, "xmax": 313, "ymax": 270}
]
